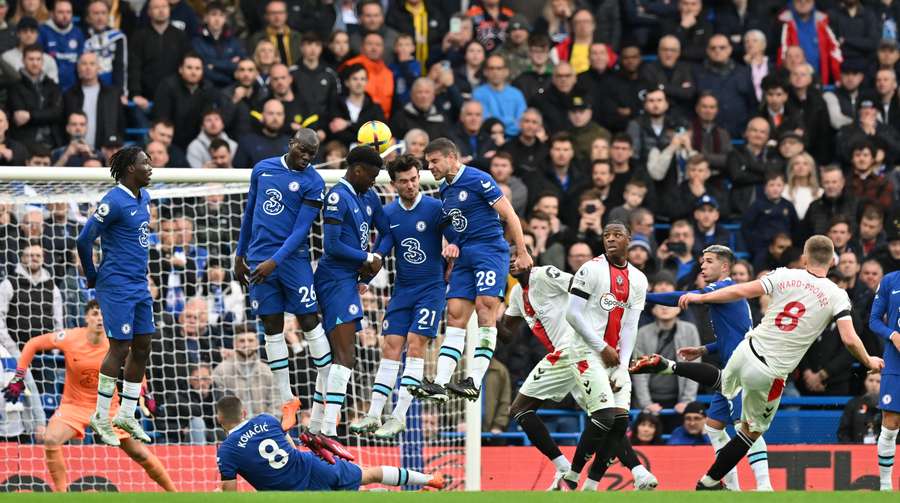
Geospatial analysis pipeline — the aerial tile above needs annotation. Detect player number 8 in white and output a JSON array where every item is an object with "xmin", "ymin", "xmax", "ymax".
[
  {"xmin": 258, "ymin": 439, "xmax": 289, "ymax": 469},
  {"xmin": 476, "ymin": 270, "xmax": 496, "ymax": 288}
]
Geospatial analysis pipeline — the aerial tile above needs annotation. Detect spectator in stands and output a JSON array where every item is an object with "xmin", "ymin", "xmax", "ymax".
[
  {"xmin": 37, "ymin": 0, "xmax": 82, "ymax": 92},
  {"xmin": 199, "ymin": 257, "xmax": 244, "ymax": 324},
  {"xmin": 641, "ymin": 35, "xmax": 696, "ymax": 118},
  {"xmin": 0, "ymin": 2, "xmax": 16, "ymax": 54},
  {"xmin": 129, "ymin": 0, "xmax": 190, "ymax": 114},
  {"xmin": 473, "ymin": 54, "xmax": 526, "ymax": 137},
  {"xmin": 291, "ymin": 32, "xmax": 338, "ymax": 133},
  {"xmin": 0, "ymin": 109, "xmax": 27, "ymax": 166},
  {"xmin": 495, "ymin": 15, "xmax": 529, "ymax": 81},
  {"xmin": 234, "ymin": 98, "xmax": 289, "ymax": 168},
  {"xmin": 837, "ymin": 250, "xmax": 871, "ymax": 306},
  {"xmin": 797, "ymin": 294, "xmax": 857, "ymax": 396},
  {"xmin": 466, "ymin": 0, "xmax": 514, "ymax": 54},
  {"xmin": 629, "ymin": 86, "xmax": 686, "ymax": 165},
  {"xmin": 667, "ymin": 401, "xmax": 710, "ymax": 445},
  {"xmin": 837, "ymin": 372, "xmax": 882, "ymax": 443},
  {"xmin": 0, "ymin": 329, "xmax": 46, "ymax": 443},
  {"xmin": 147, "ymin": 120, "xmax": 188, "ymax": 168},
  {"xmin": 857, "ymin": 206, "xmax": 886, "ymax": 259},
  {"xmin": 742, "ymin": 170, "xmax": 801, "ymax": 260},
  {"xmin": 687, "ymin": 93, "xmax": 732, "ymax": 176},
  {"xmin": 140, "ymin": 0, "xmax": 199, "ymax": 35},
  {"xmin": 253, "ymin": 39, "xmax": 278, "ymax": 83},
  {"xmin": 726, "ymin": 117, "xmax": 782, "ymax": 215},
  {"xmin": 786, "ymin": 64, "xmax": 829, "ymax": 163},
  {"xmin": 489, "ymin": 151, "xmax": 526, "ymax": 216},
  {"xmin": 213, "ymin": 324, "xmax": 277, "ymax": 417},
  {"xmin": 668, "ymin": 154, "xmax": 728, "ymax": 222},
  {"xmin": 541, "ymin": 133, "xmax": 586, "ymax": 226},
  {"xmin": 656, "ymin": 220, "xmax": 698, "ymax": 283},
  {"xmin": 660, "ymin": 0, "xmax": 711, "ymax": 64},
  {"xmin": 83, "ymin": 0, "xmax": 127, "ymax": 92},
  {"xmin": 433, "ymin": 12, "xmax": 472, "ymax": 69},
  {"xmin": 187, "ymin": 110, "xmax": 237, "ymax": 169},
  {"xmin": 633, "ymin": 277, "xmax": 700, "ymax": 413},
  {"xmin": 836, "ymin": 99, "xmax": 900, "ymax": 167},
  {"xmin": 150, "ymin": 212, "xmax": 202, "ymax": 313},
  {"xmin": 742, "ymin": 29, "xmax": 773, "ymax": 102},
  {"xmin": 533, "ymin": 0, "xmax": 573, "ymax": 45},
  {"xmin": 99, "ymin": 133, "xmax": 123, "ymax": 163},
  {"xmin": 224, "ymin": 58, "xmax": 269, "ymax": 136},
  {"xmin": 806, "ymin": 164, "xmax": 862, "ymax": 235},
  {"xmin": 51, "ymin": 112, "xmax": 98, "ymax": 167},
  {"xmin": 608, "ymin": 179, "xmax": 649, "ymax": 224},
  {"xmin": 191, "ymin": 1, "xmax": 244, "ymax": 88},
  {"xmin": 530, "ymin": 61, "xmax": 576, "ymax": 137},
  {"xmin": 549, "ymin": 8, "xmax": 597, "ymax": 75},
  {"xmin": 10, "ymin": 0, "xmax": 48, "ymax": 25},
  {"xmin": 147, "ymin": 140, "xmax": 171, "ymax": 168},
  {"xmin": 777, "ymin": 0, "xmax": 842, "ymax": 85},
  {"xmin": 628, "ymin": 236, "xmax": 658, "ymax": 276},
  {"xmin": 828, "ymin": 216, "xmax": 861, "ymax": 256},
  {"xmin": 327, "ymin": 63, "xmax": 384, "ymax": 146},
  {"xmin": 323, "ymin": 29, "xmax": 351, "ymax": 68},
  {"xmin": 752, "ymin": 232, "xmax": 794, "ymax": 273},
  {"xmin": 402, "ymin": 128, "xmax": 428, "ymax": 160},
  {"xmin": 778, "ymin": 130, "xmax": 807, "ymax": 162},
  {"xmin": 692, "ymin": 194, "xmax": 734, "ymax": 257},
  {"xmin": 531, "ymin": 192, "xmax": 564, "ymax": 235},
  {"xmin": 695, "ymin": 33, "xmax": 755, "ymax": 137},
  {"xmin": 848, "ymin": 140, "xmax": 896, "ymax": 212},
  {"xmin": 185, "ymin": 363, "xmax": 223, "ymax": 444},
  {"xmin": 424, "ymin": 60, "xmax": 463, "ymax": 124},
  {"xmin": 482, "ymin": 358, "xmax": 511, "ymax": 438},
  {"xmin": 8, "ymin": 44, "xmax": 61, "ymax": 147},
  {"xmin": 567, "ymin": 95, "xmax": 610, "ymax": 162},
  {"xmin": 247, "ymin": 0, "xmax": 299, "ymax": 67},
  {"xmin": 154, "ymin": 51, "xmax": 227, "ymax": 151},
  {"xmin": 0, "ymin": 243, "xmax": 63, "ymax": 348},
  {"xmin": 454, "ymin": 40, "xmax": 486, "ymax": 96},
  {"xmin": 342, "ymin": 31, "xmax": 394, "ymax": 119},
  {"xmin": 391, "ymin": 77, "xmax": 450, "ymax": 141},
  {"xmin": 63, "ymin": 52, "xmax": 125, "ymax": 151},
  {"xmin": 448, "ymin": 99, "xmax": 492, "ymax": 169},
  {"xmin": 875, "ymin": 68, "xmax": 900, "ymax": 131},
  {"xmin": 824, "ymin": 60, "xmax": 870, "ymax": 130},
  {"xmin": 351, "ymin": 1, "xmax": 398, "ymax": 66},
  {"xmin": 611, "ymin": 43, "xmax": 647, "ymax": 125},
  {"xmin": 168, "ymin": 295, "xmax": 224, "ymax": 365},
  {"xmin": 385, "ymin": 0, "xmax": 447, "ymax": 69},
  {"xmin": 782, "ymin": 152, "xmax": 822, "ymax": 220},
  {"xmin": 828, "ymin": 0, "xmax": 881, "ymax": 69},
  {"xmin": 499, "ymin": 107, "xmax": 547, "ymax": 176},
  {"xmin": 563, "ymin": 241, "xmax": 592, "ymax": 274},
  {"xmin": 630, "ymin": 411, "xmax": 664, "ymax": 446},
  {"xmin": 527, "ymin": 211, "xmax": 554, "ymax": 262},
  {"xmin": 2, "ymin": 17, "xmax": 58, "ymax": 83},
  {"xmin": 585, "ymin": 159, "xmax": 624, "ymax": 210},
  {"xmin": 757, "ymin": 75, "xmax": 803, "ymax": 141},
  {"xmin": 388, "ymin": 33, "xmax": 421, "ymax": 107},
  {"xmin": 862, "ymin": 256, "xmax": 888, "ymax": 292},
  {"xmin": 268, "ymin": 63, "xmax": 320, "ymax": 135},
  {"xmin": 575, "ymin": 43, "xmax": 624, "ymax": 133}
]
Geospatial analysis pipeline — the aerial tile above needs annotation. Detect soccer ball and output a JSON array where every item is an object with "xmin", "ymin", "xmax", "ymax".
[{"xmin": 357, "ymin": 120, "xmax": 393, "ymax": 154}]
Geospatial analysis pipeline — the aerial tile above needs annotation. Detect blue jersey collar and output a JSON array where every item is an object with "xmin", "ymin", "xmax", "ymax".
[
  {"xmin": 116, "ymin": 183, "xmax": 138, "ymax": 199},
  {"xmin": 338, "ymin": 177, "xmax": 358, "ymax": 195},
  {"xmin": 400, "ymin": 192, "xmax": 423, "ymax": 211},
  {"xmin": 280, "ymin": 155, "xmax": 289, "ymax": 169},
  {"xmin": 228, "ymin": 419, "xmax": 250, "ymax": 435},
  {"xmin": 448, "ymin": 165, "xmax": 466, "ymax": 185}
]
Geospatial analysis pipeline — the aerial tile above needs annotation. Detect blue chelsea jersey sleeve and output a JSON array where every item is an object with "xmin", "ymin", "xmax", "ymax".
[
  {"xmin": 472, "ymin": 169, "xmax": 504, "ymax": 206},
  {"xmin": 76, "ymin": 193, "xmax": 121, "ymax": 283},
  {"xmin": 323, "ymin": 187, "xmax": 369, "ymax": 263},
  {"xmin": 217, "ymin": 443, "xmax": 238, "ymax": 481},
  {"xmin": 870, "ymin": 273, "xmax": 897, "ymax": 341},
  {"xmin": 236, "ymin": 167, "xmax": 260, "ymax": 257},
  {"xmin": 270, "ymin": 172, "xmax": 326, "ymax": 265}
]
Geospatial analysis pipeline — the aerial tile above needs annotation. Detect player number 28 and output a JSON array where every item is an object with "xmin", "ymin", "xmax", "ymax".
[
  {"xmin": 774, "ymin": 301, "xmax": 806, "ymax": 332},
  {"xmin": 258, "ymin": 439, "xmax": 289, "ymax": 469},
  {"xmin": 476, "ymin": 270, "xmax": 497, "ymax": 288}
]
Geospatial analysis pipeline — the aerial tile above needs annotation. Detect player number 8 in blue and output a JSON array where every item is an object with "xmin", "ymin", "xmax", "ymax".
[
  {"xmin": 258, "ymin": 439, "xmax": 289, "ymax": 469},
  {"xmin": 476, "ymin": 270, "xmax": 497, "ymax": 288}
]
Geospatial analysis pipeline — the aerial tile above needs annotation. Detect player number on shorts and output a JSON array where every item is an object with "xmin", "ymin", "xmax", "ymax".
[
  {"xmin": 298, "ymin": 286, "xmax": 316, "ymax": 304},
  {"xmin": 258, "ymin": 439, "xmax": 289, "ymax": 469},
  {"xmin": 774, "ymin": 301, "xmax": 806, "ymax": 332},
  {"xmin": 417, "ymin": 308, "xmax": 436, "ymax": 327},
  {"xmin": 476, "ymin": 270, "xmax": 496, "ymax": 288}
]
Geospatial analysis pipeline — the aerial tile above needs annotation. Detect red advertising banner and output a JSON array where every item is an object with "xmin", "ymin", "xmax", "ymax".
[{"xmin": 0, "ymin": 444, "xmax": 889, "ymax": 491}]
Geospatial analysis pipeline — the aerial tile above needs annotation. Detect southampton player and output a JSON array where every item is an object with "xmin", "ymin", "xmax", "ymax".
[
  {"xmin": 312, "ymin": 146, "xmax": 388, "ymax": 454},
  {"xmin": 504, "ymin": 259, "xmax": 657, "ymax": 491},
  {"xmin": 632, "ymin": 235, "xmax": 883, "ymax": 490},
  {"xmin": 75, "ymin": 146, "xmax": 154, "ymax": 446},
  {"xmin": 870, "ymin": 270, "xmax": 900, "ymax": 491},
  {"xmin": 349, "ymin": 154, "xmax": 448, "ymax": 438},
  {"xmin": 644, "ymin": 245, "xmax": 771, "ymax": 491},
  {"xmin": 558, "ymin": 222, "xmax": 648, "ymax": 490},
  {"xmin": 234, "ymin": 128, "xmax": 325, "ymax": 432},
  {"xmin": 2, "ymin": 301, "xmax": 176, "ymax": 492},
  {"xmin": 418, "ymin": 138, "xmax": 532, "ymax": 400},
  {"xmin": 215, "ymin": 396, "xmax": 444, "ymax": 492}
]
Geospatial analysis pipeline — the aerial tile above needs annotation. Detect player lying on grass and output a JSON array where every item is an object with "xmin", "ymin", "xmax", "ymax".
[
  {"xmin": 631, "ymin": 235, "xmax": 883, "ymax": 490},
  {"xmin": 644, "ymin": 244, "xmax": 771, "ymax": 491},
  {"xmin": 2, "ymin": 301, "xmax": 175, "ymax": 492},
  {"xmin": 215, "ymin": 395, "xmax": 444, "ymax": 491},
  {"xmin": 502, "ymin": 257, "xmax": 657, "ymax": 491},
  {"xmin": 869, "ymin": 269, "xmax": 900, "ymax": 491}
]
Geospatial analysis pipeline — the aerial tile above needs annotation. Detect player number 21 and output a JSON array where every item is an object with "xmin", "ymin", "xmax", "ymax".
[
  {"xmin": 258, "ymin": 439, "xmax": 289, "ymax": 469},
  {"xmin": 774, "ymin": 301, "xmax": 806, "ymax": 332},
  {"xmin": 417, "ymin": 308, "xmax": 437, "ymax": 327}
]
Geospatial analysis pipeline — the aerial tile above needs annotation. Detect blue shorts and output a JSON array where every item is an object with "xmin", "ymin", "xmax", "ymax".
[
  {"xmin": 97, "ymin": 289, "xmax": 155, "ymax": 340},
  {"xmin": 302, "ymin": 452, "xmax": 362, "ymax": 491},
  {"xmin": 383, "ymin": 286, "xmax": 445, "ymax": 338},
  {"xmin": 248, "ymin": 257, "xmax": 317, "ymax": 316},
  {"xmin": 447, "ymin": 242, "xmax": 509, "ymax": 300},
  {"xmin": 707, "ymin": 391, "xmax": 743, "ymax": 424},
  {"xmin": 315, "ymin": 272, "xmax": 363, "ymax": 335},
  {"xmin": 880, "ymin": 374, "xmax": 900, "ymax": 413}
]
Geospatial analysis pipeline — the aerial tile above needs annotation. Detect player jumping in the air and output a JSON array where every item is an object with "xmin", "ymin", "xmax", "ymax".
[
  {"xmin": 503, "ymin": 257, "xmax": 657, "ymax": 492},
  {"xmin": 644, "ymin": 245, "xmax": 771, "ymax": 491},
  {"xmin": 557, "ymin": 222, "xmax": 648, "ymax": 491},
  {"xmin": 234, "ymin": 128, "xmax": 326, "ymax": 432},
  {"xmin": 632, "ymin": 235, "xmax": 884, "ymax": 490},
  {"xmin": 870, "ymin": 269, "xmax": 900, "ymax": 491},
  {"xmin": 2, "ymin": 301, "xmax": 175, "ymax": 492},
  {"xmin": 349, "ymin": 154, "xmax": 449, "ymax": 439},
  {"xmin": 312, "ymin": 146, "xmax": 387, "ymax": 454},
  {"xmin": 418, "ymin": 138, "xmax": 532, "ymax": 401},
  {"xmin": 75, "ymin": 146, "xmax": 154, "ymax": 446},
  {"xmin": 215, "ymin": 396, "xmax": 444, "ymax": 492}
]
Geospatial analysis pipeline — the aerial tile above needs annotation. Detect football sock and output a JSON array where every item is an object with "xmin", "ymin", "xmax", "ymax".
[
  {"xmin": 367, "ymin": 358, "xmax": 400, "ymax": 417},
  {"xmin": 566, "ymin": 409, "xmax": 615, "ymax": 479},
  {"xmin": 585, "ymin": 413, "xmax": 629, "ymax": 483},
  {"xmin": 581, "ymin": 478, "xmax": 599, "ymax": 491},
  {"xmin": 117, "ymin": 380, "xmax": 142, "ymax": 419},
  {"xmin": 878, "ymin": 427, "xmax": 897, "ymax": 490},
  {"xmin": 467, "ymin": 327, "xmax": 497, "ymax": 386},
  {"xmin": 552, "ymin": 454, "xmax": 571, "ymax": 472},
  {"xmin": 323, "ymin": 364, "xmax": 352, "ymax": 436},
  {"xmin": 135, "ymin": 449, "xmax": 177, "ymax": 491},
  {"xmin": 705, "ymin": 424, "xmax": 739, "ymax": 491},
  {"xmin": 264, "ymin": 333, "xmax": 293, "ymax": 402},
  {"xmin": 748, "ymin": 436, "xmax": 771, "ymax": 490},
  {"xmin": 618, "ymin": 437, "xmax": 641, "ymax": 469},
  {"xmin": 392, "ymin": 357, "xmax": 424, "ymax": 421},
  {"xmin": 45, "ymin": 446, "xmax": 67, "ymax": 492},
  {"xmin": 95, "ymin": 373, "xmax": 117, "ymax": 417},
  {"xmin": 514, "ymin": 409, "xmax": 564, "ymax": 462},
  {"xmin": 380, "ymin": 466, "xmax": 432, "ymax": 486},
  {"xmin": 704, "ymin": 429, "xmax": 755, "ymax": 484},
  {"xmin": 306, "ymin": 325, "xmax": 331, "ymax": 435},
  {"xmin": 434, "ymin": 327, "xmax": 466, "ymax": 385},
  {"xmin": 672, "ymin": 361, "xmax": 722, "ymax": 389}
]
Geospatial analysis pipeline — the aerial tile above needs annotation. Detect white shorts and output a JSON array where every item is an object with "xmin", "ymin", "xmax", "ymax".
[
  {"xmin": 722, "ymin": 339, "xmax": 786, "ymax": 434},
  {"xmin": 518, "ymin": 349, "xmax": 615, "ymax": 413}
]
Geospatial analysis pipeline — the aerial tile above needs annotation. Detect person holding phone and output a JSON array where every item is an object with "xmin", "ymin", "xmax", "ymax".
[{"xmin": 656, "ymin": 219, "xmax": 698, "ymax": 283}]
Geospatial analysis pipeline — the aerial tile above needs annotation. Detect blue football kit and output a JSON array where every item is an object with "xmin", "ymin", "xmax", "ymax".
[
  {"xmin": 439, "ymin": 166, "xmax": 509, "ymax": 300},
  {"xmin": 76, "ymin": 184, "xmax": 154, "ymax": 340},
  {"xmin": 217, "ymin": 413, "xmax": 362, "ymax": 491},
  {"xmin": 870, "ymin": 271, "xmax": 900, "ymax": 414},
  {"xmin": 375, "ymin": 194, "xmax": 447, "ymax": 338},
  {"xmin": 235, "ymin": 156, "xmax": 325, "ymax": 317}
]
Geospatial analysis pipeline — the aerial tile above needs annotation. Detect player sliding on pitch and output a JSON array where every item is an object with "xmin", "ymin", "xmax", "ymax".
[
  {"xmin": 869, "ymin": 269, "xmax": 900, "ymax": 491},
  {"xmin": 234, "ymin": 128, "xmax": 326, "ymax": 433},
  {"xmin": 215, "ymin": 396, "xmax": 444, "ymax": 492},
  {"xmin": 631, "ymin": 235, "xmax": 884, "ymax": 490}
]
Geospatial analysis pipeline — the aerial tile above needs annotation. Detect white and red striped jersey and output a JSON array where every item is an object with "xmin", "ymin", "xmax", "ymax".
[{"xmin": 505, "ymin": 266, "xmax": 587, "ymax": 354}]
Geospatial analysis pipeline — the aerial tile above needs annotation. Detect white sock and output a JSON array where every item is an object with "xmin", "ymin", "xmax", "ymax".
[
  {"xmin": 878, "ymin": 427, "xmax": 898, "ymax": 490},
  {"xmin": 323, "ymin": 364, "xmax": 352, "ymax": 436},
  {"xmin": 379, "ymin": 466, "xmax": 432, "ymax": 486},
  {"xmin": 367, "ymin": 358, "xmax": 400, "ymax": 417},
  {"xmin": 700, "ymin": 474, "xmax": 718, "ymax": 487},
  {"xmin": 116, "ymin": 380, "xmax": 142, "ymax": 419},
  {"xmin": 632, "ymin": 464, "xmax": 651, "ymax": 479},
  {"xmin": 747, "ymin": 435, "xmax": 771, "ymax": 490},
  {"xmin": 95, "ymin": 373, "xmax": 117, "ymax": 417},
  {"xmin": 552, "ymin": 454, "xmax": 571, "ymax": 472},
  {"xmin": 581, "ymin": 478, "xmax": 599, "ymax": 491},
  {"xmin": 305, "ymin": 324, "xmax": 331, "ymax": 435},
  {"xmin": 434, "ymin": 326, "xmax": 466, "ymax": 385},
  {"xmin": 392, "ymin": 357, "xmax": 424, "ymax": 421},
  {"xmin": 706, "ymin": 424, "xmax": 739, "ymax": 491},
  {"xmin": 467, "ymin": 326, "xmax": 497, "ymax": 386},
  {"xmin": 264, "ymin": 332, "xmax": 294, "ymax": 402}
]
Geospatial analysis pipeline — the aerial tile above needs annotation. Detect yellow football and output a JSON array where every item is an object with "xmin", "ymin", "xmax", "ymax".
[{"xmin": 356, "ymin": 120, "xmax": 393, "ymax": 154}]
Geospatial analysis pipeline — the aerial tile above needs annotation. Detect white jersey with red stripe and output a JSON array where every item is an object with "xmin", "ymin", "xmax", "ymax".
[
  {"xmin": 752, "ymin": 267, "xmax": 853, "ymax": 377},
  {"xmin": 506, "ymin": 265, "xmax": 588, "ymax": 355}
]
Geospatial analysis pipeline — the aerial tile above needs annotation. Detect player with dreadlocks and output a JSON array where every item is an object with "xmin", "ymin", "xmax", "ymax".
[{"xmin": 76, "ymin": 146, "xmax": 156, "ymax": 446}]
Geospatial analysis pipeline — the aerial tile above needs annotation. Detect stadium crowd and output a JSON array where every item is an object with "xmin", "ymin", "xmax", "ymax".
[{"xmin": 1, "ymin": 0, "xmax": 900, "ymax": 446}]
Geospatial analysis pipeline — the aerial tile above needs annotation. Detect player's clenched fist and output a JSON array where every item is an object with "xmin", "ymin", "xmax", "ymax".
[
  {"xmin": 512, "ymin": 249, "xmax": 533, "ymax": 274},
  {"xmin": 678, "ymin": 292, "xmax": 703, "ymax": 309},
  {"xmin": 867, "ymin": 356, "xmax": 885, "ymax": 371},
  {"xmin": 599, "ymin": 345, "xmax": 620, "ymax": 368},
  {"xmin": 234, "ymin": 256, "xmax": 251, "ymax": 286}
]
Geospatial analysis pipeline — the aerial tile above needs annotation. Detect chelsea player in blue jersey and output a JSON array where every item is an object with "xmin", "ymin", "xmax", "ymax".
[
  {"xmin": 234, "ymin": 129, "xmax": 329, "ymax": 434},
  {"xmin": 215, "ymin": 396, "xmax": 444, "ymax": 492},
  {"xmin": 420, "ymin": 138, "xmax": 532, "ymax": 401},
  {"xmin": 870, "ymin": 270, "xmax": 900, "ymax": 491},
  {"xmin": 644, "ymin": 245, "xmax": 771, "ymax": 491},
  {"xmin": 312, "ymin": 146, "xmax": 389, "ymax": 449},
  {"xmin": 75, "ymin": 146, "xmax": 154, "ymax": 446},
  {"xmin": 349, "ymin": 154, "xmax": 450, "ymax": 439}
]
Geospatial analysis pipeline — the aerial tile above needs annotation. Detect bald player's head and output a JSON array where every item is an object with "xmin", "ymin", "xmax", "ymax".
[{"xmin": 287, "ymin": 128, "xmax": 319, "ymax": 169}]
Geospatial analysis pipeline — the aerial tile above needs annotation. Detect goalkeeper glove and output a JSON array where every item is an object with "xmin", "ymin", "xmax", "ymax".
[{"xmin": 3, "ymin": 368, "xmax": 26, "ymax": 403}]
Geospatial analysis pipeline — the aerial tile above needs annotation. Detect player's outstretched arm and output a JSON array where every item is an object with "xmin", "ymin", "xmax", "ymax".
[
  {"xmin": 493, "ymin": 196, "xmax": 532, "ymax": 271},
  {"xmin": 836, "ymin": 318, "xmax": 884, "ymax": 371},
  {"xmin": 3, "ymin": 333, "xmax": 56, "ymax": 403},
  {"xmin": 679, "ymin": 280, "xmax": 765, "ymax": 308}
]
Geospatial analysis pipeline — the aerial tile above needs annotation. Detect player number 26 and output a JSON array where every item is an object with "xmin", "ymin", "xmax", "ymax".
[
  {"xmin": 476, "ymin": 270, "xmax": 497, "ymax": 288},
  {"xmin": 258, "ymin": 439, "xmax": 289, "ymax": 469},
  {"xmin": 774, "ymin": 301, "xmax": 806, "ymax": 332}
]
